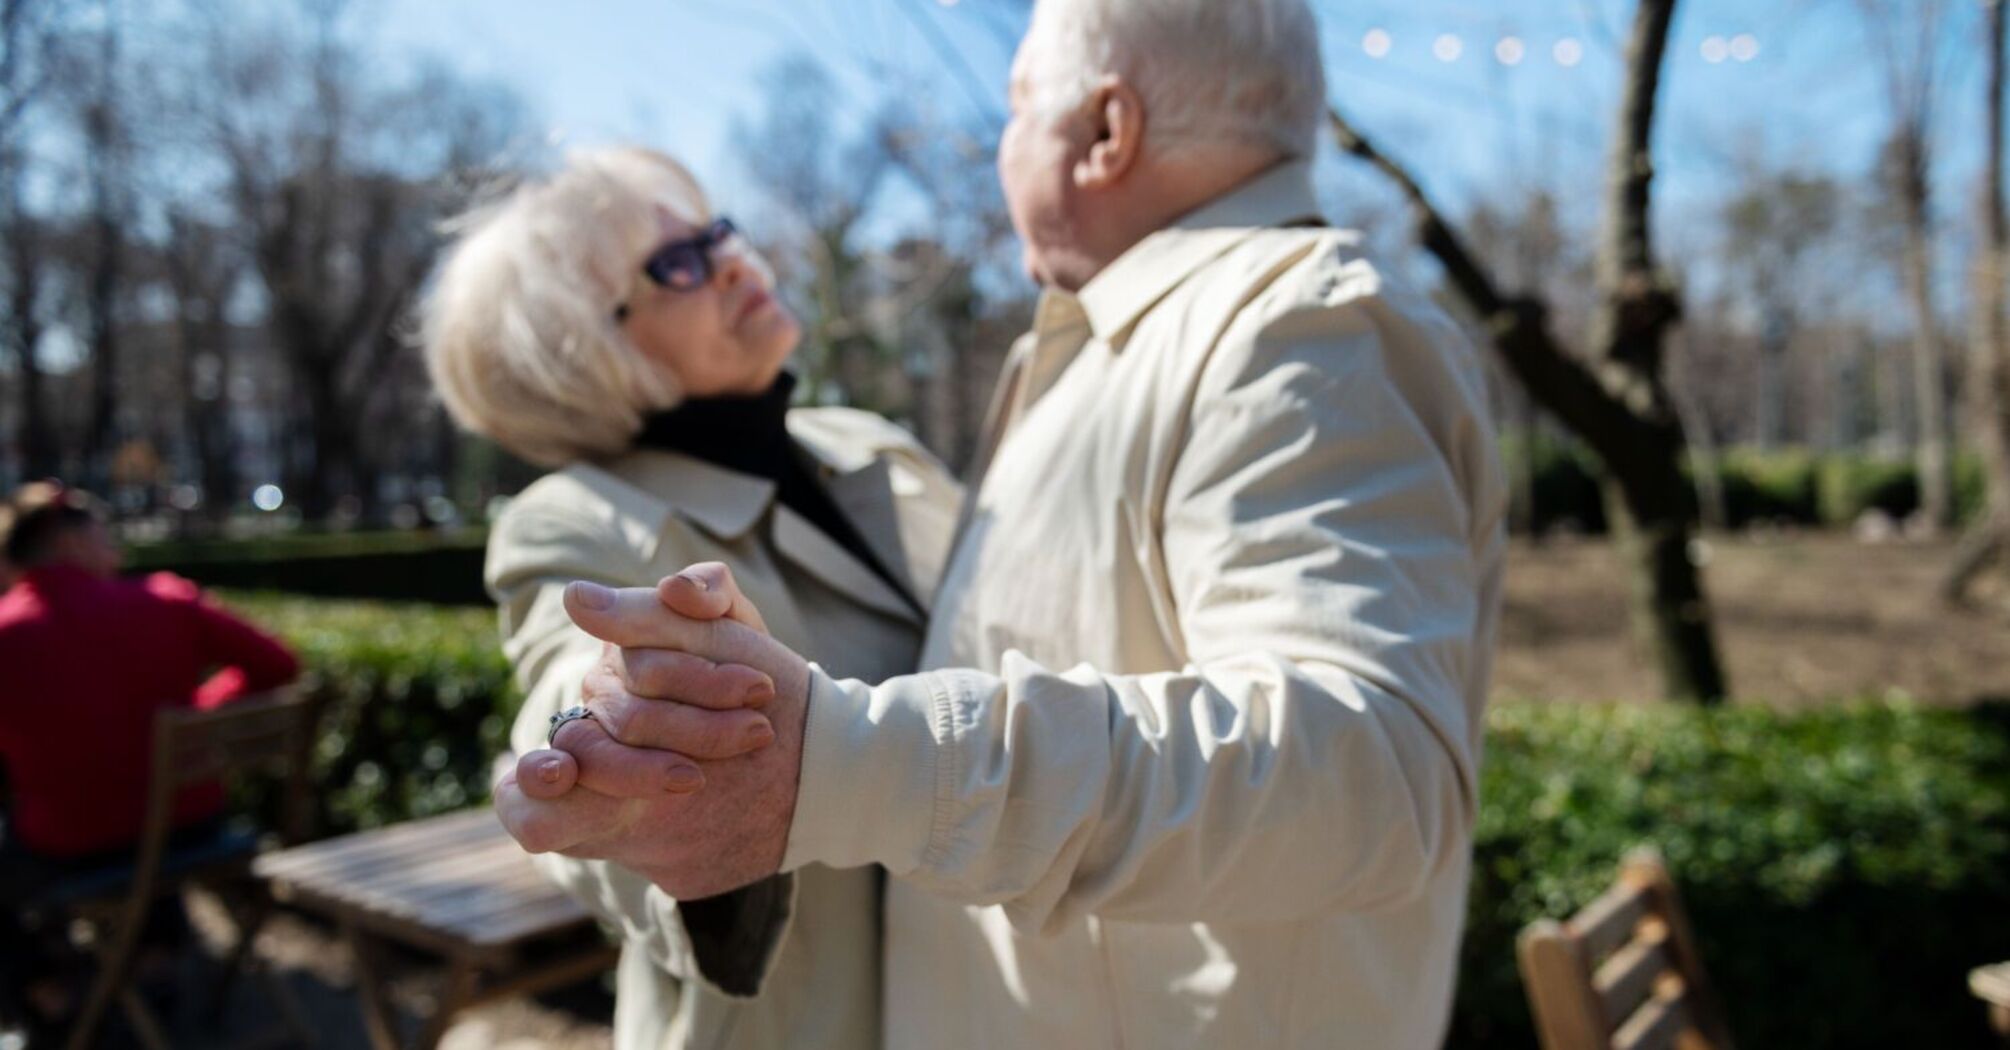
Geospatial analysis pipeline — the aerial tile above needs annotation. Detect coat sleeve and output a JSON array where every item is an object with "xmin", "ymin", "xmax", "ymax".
[
  {"xmin": 489, "ymin": 504, "xmax": 796, "ymax": 999},
  {"xmin": 781, "ymin": 293, "xmax": 1503, "ymax": 934}
]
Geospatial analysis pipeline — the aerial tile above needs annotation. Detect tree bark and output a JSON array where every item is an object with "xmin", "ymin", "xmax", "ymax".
[
  {"xmin": 1944, "ymin": 0, "xmax": 2010, "ymax": 603},
  {"xmin": 2, "ymin": 181, "xmax": 54, "ymax": 480},
  {"xmin": 1898, "ymin": 129, "xmax": 1954, "ymax": 532},
  {"xmin": 80, "ymin": 28, "xmax": 126, "ymax": 495},
  {"xmin": 1329, "ymin": 0, "xmax": 1729, "ymax": 703}
]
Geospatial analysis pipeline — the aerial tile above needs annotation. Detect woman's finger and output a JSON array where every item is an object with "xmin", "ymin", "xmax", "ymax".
[
  {"xmin": 514, "ymin": 748, "xmax": 580, "ymax": 800},
  {"xmin": 551, "ymin": 715, "xmax": 708, "ymax": 797},
  {"xmin": 658, "ymin": 562, "xmax": 768, "ymax": 633}
]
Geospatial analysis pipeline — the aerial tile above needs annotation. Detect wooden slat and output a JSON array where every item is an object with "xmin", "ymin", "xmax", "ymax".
[
  {"xmin": 1595, "ymin": 920, "xmax": 1674, "ymax": 1026},
  {"xmin": 335, "ymin": 857, "xmax": 561, "ymax": 925},
  {"xmin": 1612, "ymin": 987, "xmax": 1690, "ymax": 1050},
  {"xmin": 315, "ymin": 836, "xmax": 529, "ymax": 904},
  {"xmin": 255, "ymin": 812, "xmax": 499, "ymax": 884},
  {"xmin": 1519, "ymin": 919, "xmax": 1610, "ymax": 1050},
  {"xmin": 1571, "ymin": 881, "xmax": 1650, "ymax": 964}
]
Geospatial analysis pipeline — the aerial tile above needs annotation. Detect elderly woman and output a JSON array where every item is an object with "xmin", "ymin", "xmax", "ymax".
[{"xmin": 418, "ymin": 146, "xmax": 960, "ymax": 1049}]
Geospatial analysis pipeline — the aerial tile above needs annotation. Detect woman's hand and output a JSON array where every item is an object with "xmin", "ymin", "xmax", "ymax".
[{"xmin": 511, "ymin": 563, "xmax": 780, "ymax": 800}]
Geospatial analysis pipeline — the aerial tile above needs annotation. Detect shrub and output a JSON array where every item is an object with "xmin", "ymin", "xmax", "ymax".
[
  {"xmin": 215, "ymin": 591, "xmax": 519, "ymax": 834},
  {"xmin": 1715, "ymin": 448, "xmax": 1819, "ymax": 527},
  {"xmin": 133, "ymin": 531, "xmax": 492, "ymax": 606},
  {"xmin": 1455, "ymin": 701, "xmax": 2010, "ymax": 1048}
]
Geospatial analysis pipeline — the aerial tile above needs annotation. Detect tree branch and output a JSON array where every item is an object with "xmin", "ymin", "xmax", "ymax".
[{"xmin": 1325, "ymin": 107, "xmax": 1643, "ymax": 452}]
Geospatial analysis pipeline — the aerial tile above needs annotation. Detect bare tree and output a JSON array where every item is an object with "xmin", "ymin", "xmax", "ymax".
[
  {"xmin": 1722, "ymin": 172, "xmax": 1841, "ymax": 449},
  {"xmin": 161, "ymin": 210, "xmax": 244, "ymax": 524},
  {"xmin": 196, "ymin": 13, "xmax": 525, "ymax": 521},
  {"xmin": 1945, "ymin": 0, "xmax": 2010, "ymax": 603},
  {"xmin": 0, "ymin": 0, "xmax": 60, "ymax": 481},
  {"xmin": 1331, "ymin": 0, "xmax": 1729, "ymax": 702},
  {"xmin": 737, "ymin": 57, "xmax": 900, "ymax": 411},
  {"xmin": 1861, "ymin": 0, "xmax": 1957, "ymax": 532},
  {"xmin": 67, "ymin": 19, "xmax": 137, "ymax": 492}
]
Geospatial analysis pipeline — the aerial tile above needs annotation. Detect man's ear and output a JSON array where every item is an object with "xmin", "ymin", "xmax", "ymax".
[{"xmin": 1073, "ymin": 75, "xmax": 1144, "ymax": 191}]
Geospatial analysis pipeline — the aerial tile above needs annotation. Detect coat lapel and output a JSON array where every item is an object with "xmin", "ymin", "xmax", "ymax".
[{"xmin": 770, "ymin": 498, "xmax": 922, "ymax": 627}]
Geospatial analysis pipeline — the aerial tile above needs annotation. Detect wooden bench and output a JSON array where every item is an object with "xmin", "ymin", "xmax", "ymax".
[
  {"xmin": 1517, "ymin": 848, "xmax": 1734, "ymax": 1050},
  {"xmin": 254, "ymin": 808, "xmax": 619, "ymax": 1050}
]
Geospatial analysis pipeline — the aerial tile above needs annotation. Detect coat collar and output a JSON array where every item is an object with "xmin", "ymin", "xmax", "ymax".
[
  {"xmin": 1075, "ymin": 158, "xmax": 1324, "ymax": 345},
  {"xmin": 579, "ymin": 418, "xmax": 923, "ymax": 626}
]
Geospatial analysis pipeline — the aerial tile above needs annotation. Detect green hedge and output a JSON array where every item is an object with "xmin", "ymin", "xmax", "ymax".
[
  {"xmin": 135, "ymin": 531, "xmax": 492, "ymax": 606},
  {"xmin": 1502, "ymin": 440, "xmax": 1991, "ymax": 533},
  {"xmin": 1458, "ymin": 701, "xmax": 2010, "ymax": 1048},
  {"xmin": 215, "ymin": 591, "xmax": 519, "ymax": 834},
  {"xmin": 213, "ymin": 593, "xmax": 2010, "ymax": 1045}
]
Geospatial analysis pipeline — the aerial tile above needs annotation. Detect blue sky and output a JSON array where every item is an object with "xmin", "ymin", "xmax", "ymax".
[{"xmin": 350, "ymin": 0, "xmax": 1993, "ymax": 291}]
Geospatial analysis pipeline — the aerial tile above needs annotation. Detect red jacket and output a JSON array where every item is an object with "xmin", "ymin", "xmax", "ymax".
[{"xmin": 0, "ymin": 565, "xmax": 301, "ymax": 857}]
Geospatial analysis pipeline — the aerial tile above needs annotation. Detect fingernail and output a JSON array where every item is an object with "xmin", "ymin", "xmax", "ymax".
[
  {"xmin": 538, "ymin": 757, "xmax": 563, "ymax": 783},
  {"xmin": 677, "ymin": 571, "xmax": 710, "ymax": 593},
  {"xmin": 745, "ymin": 722, "xmax": 775, "ymax": 747},
  {"xmin": 745, "ymin": 681, "xmax": 775, "ymax": 706},
  {"xmin": 665, "ymin": 765, "xmax": 705, "ymax": 793},
  {"xmin": 571, "ymin": 581, "xmax": 615, "ymax": 610}
]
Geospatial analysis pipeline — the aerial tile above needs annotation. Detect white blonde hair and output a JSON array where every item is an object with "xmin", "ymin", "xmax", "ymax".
[
  {"xmin": 419, "ymin": 146, "xmax": 705, "ymax": 467},
  {"xmin": 1019, "ymin": 0, "xmax": 1327, "ymax": 159}
]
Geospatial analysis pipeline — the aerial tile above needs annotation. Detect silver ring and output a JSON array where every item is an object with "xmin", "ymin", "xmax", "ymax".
[{"xmin": 547, "ymin": 705, "xmax": 596, "ymax": 746}]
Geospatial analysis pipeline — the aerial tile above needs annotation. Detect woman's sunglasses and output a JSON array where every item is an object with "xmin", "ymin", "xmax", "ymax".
[{"xmin": 615, "ymin": 218, "xmax": 739, "ymax": 322}]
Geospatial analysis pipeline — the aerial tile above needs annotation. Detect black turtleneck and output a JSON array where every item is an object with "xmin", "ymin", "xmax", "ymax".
[{"xmin": 633, "ymin": 373, "xmax": 916, "ymax": 612}]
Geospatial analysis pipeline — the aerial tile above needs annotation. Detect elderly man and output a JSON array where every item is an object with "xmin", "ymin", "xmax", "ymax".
[{"xmin": 497, "ymin": 0, "xmax": 1506, "ymax": 1046}]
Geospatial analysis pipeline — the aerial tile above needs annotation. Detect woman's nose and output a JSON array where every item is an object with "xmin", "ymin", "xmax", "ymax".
[{"xmin": 712, "ymin": 243, "xmax": 754, "ymax": 288}]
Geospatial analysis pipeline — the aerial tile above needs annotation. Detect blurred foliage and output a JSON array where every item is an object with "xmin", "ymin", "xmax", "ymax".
[
  {"xmin": 215, "ymin": 591, "xmax": 517, "ymax": 833},
  {"xmin": 1455, "ymin": 700, "xmax": 2010, "ymax": 1048},
  {"xmin": 1504, "ymin": 437, "xmax": 1989, "ymax": 533}
]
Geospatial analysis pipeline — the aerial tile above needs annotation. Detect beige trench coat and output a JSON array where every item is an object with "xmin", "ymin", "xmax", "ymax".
[
  {"xmin": 784, "ymin": 160, "xmax": 1508, "ymax": 1049},
  {"xmin": 488, "ymin": 407, "xmax": 960, "ymax": 1050}
]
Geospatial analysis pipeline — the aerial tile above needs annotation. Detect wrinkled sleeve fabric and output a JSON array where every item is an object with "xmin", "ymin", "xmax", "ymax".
[
  {"xmin": 489, "ymin": 505, "xmax": 794, "ymax": 999},
  {"xmin": 784, "ymin": 293, "xmax": 1491, "ymax": 935}
]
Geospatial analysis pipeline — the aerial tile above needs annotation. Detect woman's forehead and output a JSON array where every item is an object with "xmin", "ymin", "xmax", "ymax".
[{"xmin": 650, "ymin": 198, "xmax": 707, "ymax": 239}]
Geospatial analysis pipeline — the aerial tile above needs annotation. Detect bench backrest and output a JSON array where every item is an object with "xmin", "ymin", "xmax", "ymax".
[{"xmin": 1517, "ymin": 848, "xmax": 1735, "ymax": 1050}]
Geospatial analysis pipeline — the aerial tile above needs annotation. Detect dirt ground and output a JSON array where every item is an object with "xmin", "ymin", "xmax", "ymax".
[{"xmin": 1492, "ymin": 531, "xmax": 2010, "ymax": 706}]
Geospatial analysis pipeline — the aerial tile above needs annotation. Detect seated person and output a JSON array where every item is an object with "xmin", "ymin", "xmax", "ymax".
[{"xmin": 0, "ymin": 481, "xmax": 302, "ymax": 1034}]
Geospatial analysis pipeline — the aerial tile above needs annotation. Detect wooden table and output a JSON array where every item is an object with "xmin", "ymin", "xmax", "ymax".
[{"xmin": 254, "ymin": 808, "xmax": 619, "ymax": 1050}]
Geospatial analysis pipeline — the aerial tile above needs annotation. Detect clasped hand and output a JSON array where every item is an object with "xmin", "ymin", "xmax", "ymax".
[{"xmin": 491, "ymin": 564, "xmax": 811, "ymax": 900}]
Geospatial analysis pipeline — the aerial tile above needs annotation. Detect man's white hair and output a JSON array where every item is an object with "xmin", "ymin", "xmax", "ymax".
[
  {"xmin": 1019, "ymin": 0, "xmax": 1328, "ymax": 159},
  {"xmin": 419, "ymin": 147, "xmax": 704, "ymax": 468}
]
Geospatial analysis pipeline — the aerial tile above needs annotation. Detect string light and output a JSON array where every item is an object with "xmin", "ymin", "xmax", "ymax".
[
  {"xmin": 1363, "ymin": 28, "xmax": 1392, "ymax": 59},
  {"xmin": 1495, "ymin": 35, "xmax": 1526, "ymax": 66},
  {"xmin": 1700, "ymin": 35, "xmax": 1729, "ymax": 63},
  {"xmin": 1553, "ymin": 37, "xmax": 1583, "ymax": 67},
  {"xmin": 1433, "ymin": 34, "xmax": 1464, "ymax": 62}
]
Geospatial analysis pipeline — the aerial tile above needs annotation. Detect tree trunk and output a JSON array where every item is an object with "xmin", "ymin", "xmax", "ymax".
[
  {"xmin": 1328, "ymin": 0, "xmax": 1728, "ymax": 702},
  {"xmin": 1945, "ymin": 0, "xmax": 2010, "ymax": 603},
  {"xmin": 1898, "ymin": 133, "xmax": 1953, "ymax": 532},
  {"xmin": 3, "ymin": 200, "xmax": 54, "ymax": 480}
]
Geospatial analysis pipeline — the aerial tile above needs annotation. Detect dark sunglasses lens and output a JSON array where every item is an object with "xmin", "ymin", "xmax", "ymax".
[{"xmin": 646, "ymin": 244, "xmax": 710, "ymax": 290}]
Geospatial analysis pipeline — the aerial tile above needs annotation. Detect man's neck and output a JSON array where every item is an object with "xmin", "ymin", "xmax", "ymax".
[{"xmin": 1066, "ymin": 147, "xmax": 1288, "ymax": 291}]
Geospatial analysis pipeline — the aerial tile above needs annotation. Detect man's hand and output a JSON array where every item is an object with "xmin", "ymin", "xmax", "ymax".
[{"xmin": 493, "ymin": 564, "xmax": 815, "ymax": 899}]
